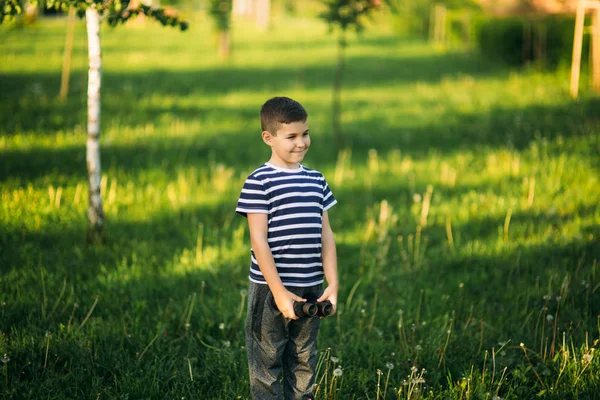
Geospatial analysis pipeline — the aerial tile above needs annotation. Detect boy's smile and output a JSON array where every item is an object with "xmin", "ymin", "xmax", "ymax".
[{"xmin": 263, "ymin": 120, "xmax": 310, "ymax": 169}]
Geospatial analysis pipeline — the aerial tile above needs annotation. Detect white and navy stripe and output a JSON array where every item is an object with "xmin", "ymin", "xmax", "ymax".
[{"xmin": 236, "ymin": 163, "xmax": 337, "ymax": 287}]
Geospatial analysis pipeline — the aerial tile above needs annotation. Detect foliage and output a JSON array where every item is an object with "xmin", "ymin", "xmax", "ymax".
[
  {"xmin": 209, "ymin": 0, "xmax": 232, "ymax": 31},
  {"xmin": 1, "ymin": 0, "xmax": 188, "ymax": 30},
  {"xmin": 319, "ymin": 0, "xmax": 382, "ymax": 32},
  {"xmin": 1, "ymin": 15, "xmax": 600, "ymax": 399},
  {"xmin": 476, "ymin": 15, "xmax": 587, "ymax": 69},
  {"xmin": 1, "ymin": 0, "xmax": 24, "ymax": 23}
]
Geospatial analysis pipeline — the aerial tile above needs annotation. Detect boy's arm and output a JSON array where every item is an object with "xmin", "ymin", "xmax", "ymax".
[
  {"xmin": 317, "ymin": 210, "xmax": 338, "ymax": 314},
  {"xmin": 247, "ymin": 213, "xmax": 306, "ymax": 320}
]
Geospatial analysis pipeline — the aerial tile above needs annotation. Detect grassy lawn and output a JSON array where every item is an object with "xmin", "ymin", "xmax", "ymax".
[{"xmin": 1, "ymin": 9, "xmax": 599, "ymax": 399}]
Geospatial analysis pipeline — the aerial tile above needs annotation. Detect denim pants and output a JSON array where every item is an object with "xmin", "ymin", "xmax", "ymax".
[{"xmin": 246, "ymin": 281, "xmax": 322, "ymax": 400}]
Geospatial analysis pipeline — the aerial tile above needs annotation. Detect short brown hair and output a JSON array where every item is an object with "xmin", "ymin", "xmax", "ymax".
[{"xmin": 260, "ymin": 97, "xmax": 308, "ymax": 135}]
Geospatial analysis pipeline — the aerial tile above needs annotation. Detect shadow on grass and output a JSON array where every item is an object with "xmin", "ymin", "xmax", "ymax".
[
  {"xmin": 2, "ymin": 95, "xmax": 599, "ymax": 186},
  {"xmin": 0, "ymin": 47, "xmax": 501, "ymax": 133}
]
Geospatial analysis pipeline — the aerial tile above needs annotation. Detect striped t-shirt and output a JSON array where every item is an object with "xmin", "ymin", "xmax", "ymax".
[{"xmin": 236, "ymin": 162, "xmax": 337, "ymax": 287}]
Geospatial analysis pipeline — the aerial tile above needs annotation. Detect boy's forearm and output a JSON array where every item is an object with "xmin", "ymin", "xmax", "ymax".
[{"xmin": 321, "ymin": 228, "xmax": 338, "ymax": 288}]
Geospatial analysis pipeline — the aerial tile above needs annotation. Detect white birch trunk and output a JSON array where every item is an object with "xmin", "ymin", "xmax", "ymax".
[{"xmin": 86, "ymin": 8, "xmax": 105, "ymax": 242}]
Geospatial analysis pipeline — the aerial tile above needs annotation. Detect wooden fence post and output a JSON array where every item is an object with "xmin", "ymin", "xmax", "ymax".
[{"xmin": 570, "ymin": 0, "xmax": 600, "ymax": 98}]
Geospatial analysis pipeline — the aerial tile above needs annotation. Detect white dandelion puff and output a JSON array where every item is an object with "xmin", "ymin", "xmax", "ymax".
[{"xmin": 333, "ymin": 368, "xmax": 343, "ymax": 377}]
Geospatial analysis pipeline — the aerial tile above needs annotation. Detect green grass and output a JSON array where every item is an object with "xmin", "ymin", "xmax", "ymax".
[{"xmin": 1, "ymin": 9, "xmax": 600, "ymax": 399}]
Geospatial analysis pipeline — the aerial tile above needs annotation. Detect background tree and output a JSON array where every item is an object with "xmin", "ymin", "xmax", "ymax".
[
  {"xmin": 209, "ymin": 0, "xmax": 233, "ymax": 59},
  {"xmin": 387, "ymin": 0, "xmax": 480, "ymax": 38},
  {"xmin": 1, "ymin": 0, "xmax": 188, "ymax": 243},
  {"xmin": 320, "ymin": 0, "xmax": 381, "ymax": 148}
]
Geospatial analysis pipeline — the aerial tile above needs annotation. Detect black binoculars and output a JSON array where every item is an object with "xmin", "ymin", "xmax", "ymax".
[{"xmin": 293, "ymin": 293, "xmax": 333, "ymax": 318}]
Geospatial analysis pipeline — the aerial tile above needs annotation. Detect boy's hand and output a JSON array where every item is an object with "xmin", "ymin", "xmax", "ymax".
[
  {"xmin": 274, "ymin": 290, "xmax": 306, "ymax": 320},
  {"xmin": 317, "ymin": 285, "xmax": 338, "ymax": 316}
]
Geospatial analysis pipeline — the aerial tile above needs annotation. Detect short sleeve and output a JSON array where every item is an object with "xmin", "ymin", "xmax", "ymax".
[
  {"xmin": 236, "ymin": 176, "xmax": 269, "ymax": 217},
  {"xmin": 322, "ymin": 177, "xmax": 337, "ymax": 212}
]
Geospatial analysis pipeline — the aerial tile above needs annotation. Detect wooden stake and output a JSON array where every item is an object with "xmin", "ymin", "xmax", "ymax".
[
  {"xmin": 59, "ymin": 6, "xmax": 76, "ymax": 101},
  {"xmin": 593, "ymin": 8, "xmax": 600, "ymax": 91},
  {"xmin": 571, "ymin": 0, "xmax": 586, "ymax": 98}
]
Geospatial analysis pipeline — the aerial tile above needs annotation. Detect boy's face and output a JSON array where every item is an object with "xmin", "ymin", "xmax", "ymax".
[{"xmin": 262, "ymin": 120, "xmax": 310, "ymax": 169}]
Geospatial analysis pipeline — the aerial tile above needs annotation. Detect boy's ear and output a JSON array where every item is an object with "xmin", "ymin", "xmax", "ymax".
[{"xmin": 261, "ymin": 131, "xmax": 273, "ymax": 147}]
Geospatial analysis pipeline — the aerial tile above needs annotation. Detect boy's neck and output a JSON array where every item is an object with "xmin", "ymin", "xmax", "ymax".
[{"xmin": 267, "ymin": 158, "xmax": 301, "ymax": 170}]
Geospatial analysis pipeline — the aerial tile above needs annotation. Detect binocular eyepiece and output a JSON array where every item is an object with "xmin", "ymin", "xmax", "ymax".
[{"xmin": 293, "ymin": 294, "xmax": 333, "ymax": 318}]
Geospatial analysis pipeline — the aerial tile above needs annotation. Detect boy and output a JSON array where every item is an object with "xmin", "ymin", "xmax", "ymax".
[{"xmin": 236, "ymin": 96, "xmax": 339, "ymax": 400}]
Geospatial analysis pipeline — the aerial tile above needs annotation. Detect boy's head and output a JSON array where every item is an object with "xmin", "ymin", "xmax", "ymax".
[
  {"xmin": 260, "ymin": 97, "xmax": 310, "ymax": 169},
  {"xmin": 260, "ymin": 96, "xmax": 308, "ymax": 136}
]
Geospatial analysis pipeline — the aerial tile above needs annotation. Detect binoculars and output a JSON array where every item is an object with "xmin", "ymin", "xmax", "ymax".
[{"xmin": 293, "ymin": 293, "xmax": 333, "ymax": 318}]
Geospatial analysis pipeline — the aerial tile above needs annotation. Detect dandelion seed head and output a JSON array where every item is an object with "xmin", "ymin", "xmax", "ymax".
[
  {"xmin": 556, "ymin": 296, "xmax": 562, "ymax": 302},
  {"xmin": 386, "ymin": 362, "xmax": 394, "ymax": 370},
  {"xmin": 520, "ymin": 342, "xmax": 525, "ymax": 348},
  {"xmin": 447, "ymin": 329, "xmax": 451, "ymax": 335},
  {"xmin": 415, "ymin": 345, "xmax": 422, "ymax": 351},
  {"xmin": 411, "ymin": 366, "xmax": 418, "ymax": 373},
  {"xmin": 459, "ymin": 283, "xmax": 464, "ymax": 288},
  {"xmin": 222, "ymin": 340, "xmax": 230, "ymax": 348},
  {"xmin": 330, "ymin": 356, "xmax": 339, "ymax": 364},
  {"xmin": 413, "ymin": 194, "xmax": 422, "ymax": 203},
  {"xmin": 546, "ymin": 314, "xmax": 554, "ymax": 322},
  {"xmin": 543, "ymin": 295, "xmax": 551, "ymax": 301},
  {"xmin": 219, "ymin": 323, "xmax": 225, "ymax": 330},
  {"xmin": 1, "ymin": 354, "xmax": 9, "ymax": 364},
  {"xmin": 333, "ymin": 368, "xmax": 343, "ymax": 377},
  {"xmin": 377, "ymin": 369, "xmax": 382, "ymax": 375}
]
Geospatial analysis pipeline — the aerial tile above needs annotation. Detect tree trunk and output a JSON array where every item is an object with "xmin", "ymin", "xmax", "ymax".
[
  {"xmin": 219, "ymin": 30, "xmax": 230, "ymax": 59},
  {"xmin": 59, "ymin": 6, "xmax": 76, "ymax": 101},
  {"xmin": 86, "ymin": 8, "xmax": 105, "ymax": 243},
  {"xmin": 234, "ymin": 0, "xmax": 252, "ymax": 17},
  {"xmin": 332, "ymin": 30, "xmax": 346, "ymax": 149},
  {"xmin": 255, "ymin": 0, "xmax": 270, "ymax": 31}
]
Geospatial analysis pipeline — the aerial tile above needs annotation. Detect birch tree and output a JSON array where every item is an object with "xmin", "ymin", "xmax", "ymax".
[{"xmin": 1, "ymin": 0, "xmax": 188, "ymax": 243}]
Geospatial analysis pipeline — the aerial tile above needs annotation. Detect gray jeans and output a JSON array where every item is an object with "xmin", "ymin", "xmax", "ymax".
[{"xmin": 246, "ymin": 281, "xmax": 322, "ymax": 400}]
